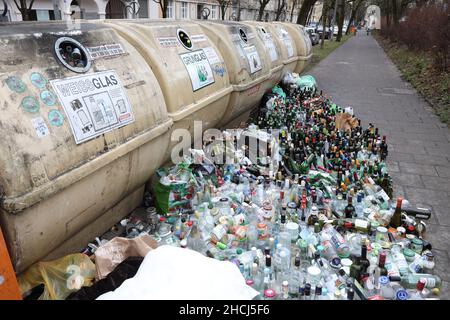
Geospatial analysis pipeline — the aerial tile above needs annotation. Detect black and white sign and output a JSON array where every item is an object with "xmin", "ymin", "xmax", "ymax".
[
  {"xmin": 50, "ymin": 70, "xmax": 134, "ymax": 144},
  {"xmin": 180, "ymin": 49, "xmax": 215, "ymax": 91}
]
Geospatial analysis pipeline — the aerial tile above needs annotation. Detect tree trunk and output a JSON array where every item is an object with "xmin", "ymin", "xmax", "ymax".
[
  {"xmin": 237, "ymin": 0, "xmax": 241, "ymax": 21},
  {"xmin": 321, "ymin": 0, "xmax": 329, "ymax": 49},
  {"xmin": 385, "ymin": 0, "xmax": 391, "ymax": 27},
  {"xmin": 336, "ymin": 0, "xmax": 345, "ymax": 41},
  {"xmin": 275, "ymin": 0, "xmax": 285, "ymax": 21},
  {"xmin": 296, "ymin": 0, "xmax": 316, "ymax": 25},
  {"xmin": 290, "ymin": 0, "xmax": 297, "ymax": 22},
  {"xmin": 345, "ymin": 0, "xmax": 363, "ymax": 35},
  {"xmin": 392, "ymin": 0, "xmax": 399, "ymax": 25},
  {"xmin": 221, "ymin": 4, "xmax": 226, "ymax": 20},
  {"xmin": 257, "ymin": 2, "xmax": 267, "ymax": 21}
]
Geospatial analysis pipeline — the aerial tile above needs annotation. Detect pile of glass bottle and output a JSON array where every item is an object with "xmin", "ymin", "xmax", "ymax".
[{"xmin": 91, "ymin": 80, "xmax": 439, "ymax": 300}]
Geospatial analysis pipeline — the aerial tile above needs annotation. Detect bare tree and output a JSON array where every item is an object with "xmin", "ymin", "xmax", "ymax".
[
  {"xmin": 257, "ymin": 0, "xmax": 271, "ymax": 21},
  {"xmin": 345, "ymin": 0, "xmax": 364, "ymax": 34},
  {"xmin": 290, "ymin": 0, "xmax": 297, "ymax": 22},
  {"xmin": 391, "ymin": 0, "xmax": 399, "ymax": 24},
  {"xmin": 296, "ymin": 0, "xmax": 317, "ymax": 25},
  {"xmin": 217, "ymin": 0, "xmax": 232, "ymax": 20},
  {"xmin": 275, "ymin": 0, "xmax": 287, "ymax": 20},
  {"xmin": 336, "ymin": 0, "xmax": 345, "ymax": 41},
  {"xmin": 321, "ymin": 0, "xmax": 330, "ymax": 48},
  {"xmin": 153, "ymin": 0, "xmax": 169, "ymax": 18},
  {"xmin": 13, "ymin": 0, "xmax": 35, "ymax": 21}
]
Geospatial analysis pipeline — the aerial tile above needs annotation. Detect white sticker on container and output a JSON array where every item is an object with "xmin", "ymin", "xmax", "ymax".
[
  {"xmin": 191, "ymin": 34, "xmax": 207, "ymax": 43},
  {"xmin": 87, "ymin": 43, "xmax": 126, "ymax": 60},
  {"xmin": 203, "ymin": 47, "xmax": 221, "ymax": 65},
  {"xmin": 50, "ymin": 70, "xmax": 134, "ymax": 145},
  {"xmin": 284, "ymin": 38, "xmax": 294, "ymax": 58},
  {"xmin": 263, "ymin": 34, "xmax": 278, "ymax": 62},
  {"xmin": 31, "ymin": 117, "xmax": 50, "ymax": 138},
  {"xmin": 157, "ymin": 37, "xmax": 179, "ymax": 48},
  {"xmin": 243, "ymin": 45, "xmax": 262, "ymax": 74},
  {"xmin": 179, "ymin": 49, "xmax": 215, "ymax": 92}
]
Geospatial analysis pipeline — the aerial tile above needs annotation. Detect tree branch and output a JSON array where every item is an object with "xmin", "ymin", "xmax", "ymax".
[
  {"xmin": 28, "ymin": 0, "xmax": 35, "ymax": 10},
  {"xmin": 13, "ymin": 0, "xmax": 20, "ymax": 11}
]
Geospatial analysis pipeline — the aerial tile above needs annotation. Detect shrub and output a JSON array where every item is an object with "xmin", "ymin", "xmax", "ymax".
[{"xmin": 380, "ymin": 4, "xmax": 449, "ymax": 72}]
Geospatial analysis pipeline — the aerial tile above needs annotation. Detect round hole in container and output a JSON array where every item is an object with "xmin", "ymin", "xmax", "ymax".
[
  {"xmin": 239, "ymin": 28, "xmax": 248, "ymax": 43},
  {"xmin": 177, "ymin": 29, "xmax": 193, "ymax": 50},
  {"xmin": 54, "ymin": 37, "xmax": 91, "ymax": 73}
]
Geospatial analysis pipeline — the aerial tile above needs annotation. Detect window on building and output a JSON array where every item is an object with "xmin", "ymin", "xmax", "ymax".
[
  {"xmin": 211, "ymin": 5, "xmax": 217, "ymax": 19},
  {"xmin": 167, "ymin": 0, "xmax": 174, "ymax": 18},
  {"xmin": 138, "ymin": 0, "xmax": 149, "ymax": 18},
  {"xmin": 181, "ymin": 2, "xmax": 188, "ymax": 19}
]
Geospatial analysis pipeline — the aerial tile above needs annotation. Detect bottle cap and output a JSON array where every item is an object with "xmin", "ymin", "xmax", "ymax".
[
  {"xmin": 417, "ymin": 278, "xmax": 426, "ymax": 291},
  {"xmin": 330, "ymin": 257, "xmax": 342, "ymax": 269},
  {"xmin": 379, "ymin": 276, "xmax": 389, "ymax": 285},
  {"xmin": 180, "ymin": 239, "xmax": 187, "ymax": 248},
  {"xmin": 236, "ymin": 248, "xmax": 243, "ymax": 255},
  {"xmin": 396, "ymin": 290, "xmax": 409, "ymax": 300},
  {"xmin": 246, "ymin": 279, "xmax": 254, "ymax": 286},
  {"xmin": 216, "ymin": 242, "xmax": 227, "ymax": 250},
  {"xmin": 401, "ymin": 248, "xmax": 414, "ymax": 260},
  {"xmin": 264, "ymin": 289, "xmax": 276, "ymax": 298}
]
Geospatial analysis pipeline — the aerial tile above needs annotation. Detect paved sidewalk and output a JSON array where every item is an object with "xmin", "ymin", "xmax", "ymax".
[{"xmin": 309, "ymin": 32, "xmax": 450, "ymax": 299}]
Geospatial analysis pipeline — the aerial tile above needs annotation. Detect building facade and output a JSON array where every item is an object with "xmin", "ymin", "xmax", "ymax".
[{"xmin": 1, "ymin": 0, "xmax": 306, "ymax": 22}]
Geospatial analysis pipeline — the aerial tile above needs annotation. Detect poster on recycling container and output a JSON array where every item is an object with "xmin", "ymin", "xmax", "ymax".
[
  {"xmin": 50, "ymin": 70, "xmax": 134, "ymax": 145},
  {"xmin": 243, "ymin": 45, "xmax": 262, "ymax": 74},
  {"xmin": 262, "ymin": 33, "xmax": 278, "ymax": 62},
  {"xmin": 179, "ymin": 49, "xmax": 215, "ymax": 92}
]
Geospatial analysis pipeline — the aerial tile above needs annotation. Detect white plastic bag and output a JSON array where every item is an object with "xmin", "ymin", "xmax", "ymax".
[{"xmin": 97, "ymin": 245, "xmax": 259, "ymax": 300}]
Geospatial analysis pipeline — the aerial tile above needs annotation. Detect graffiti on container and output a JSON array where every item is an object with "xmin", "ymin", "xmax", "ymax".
[
  {"xmin": 31, "ymin": 116, "xmax": 50, "ymax": 138},
  {"xmin": 48, "ymin": 109, "xmax": 64, "ymax": 127},
  {"xmin": 213, "ymin": 65, "xmax": 226, "ymax": 77},
  {"xmin": 40, "ymin": 90, "xmax": 57, "ymax": 106},
  {"xmin": 5, "ymin": 76, "xmax": 27, "ymax": 93},
  {"xmin": 30, "ymin": 72, "xmax": 48, "ymax": 89},
  {"xmin": 21, "ymin": 96, "xmax": 40, "ymax": 113}
]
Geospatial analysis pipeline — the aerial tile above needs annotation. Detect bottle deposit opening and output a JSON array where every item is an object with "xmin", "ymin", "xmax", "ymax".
[
  {"xmin": 177, "ymin": 29, "xmax": 193, "ymax": 50},
  {"xmin": 54, "ymin": 37, "xmax": 91, "ymax": 73},
  {"xmin": 239, "ymin": 28, "xmax": 248, "ymax": 43}
]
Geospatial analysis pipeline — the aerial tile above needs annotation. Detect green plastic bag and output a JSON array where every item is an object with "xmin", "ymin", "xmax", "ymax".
[
  {"xmin": 272, "ymin": 85, "xmax": 286, "ymax": 101},
  {"xmin": 296, "ymin": 75, "xmax": 317, "ymax": 91}
]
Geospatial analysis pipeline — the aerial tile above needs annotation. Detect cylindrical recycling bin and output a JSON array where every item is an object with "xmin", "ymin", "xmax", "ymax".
[
  {"xmin": 244, "ymin": 21, "xmax": 298, "ymax": 77},
  {"xmin": 0, "ymin": 22, "xmax": 172, "ymax": 272},
  {"xmin": 99, "ymin": 19, "xmax": 233, "ymax": 161},
  {"xmin": 272, "ymin": 22, "xmax": 313, "ymax": 74},
  {"xmin": 196, "ymin": 21, "xmax": 272, "ymax": 128}
]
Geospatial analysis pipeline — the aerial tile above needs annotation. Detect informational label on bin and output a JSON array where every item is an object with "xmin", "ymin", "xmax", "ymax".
[
  {"xmin": 179, "ymin": 49, "xmax": 215, "ymax": 92},
  {"xmin": 50, "ymin": 70, "xmax": 134, "ymax": 145},
  {"xmin": 262, "ymin": 33, "xmax": 278, "ymax": 62},
  {"xmin": 284, "ymin": 38, "xmax": 294, "ymax": 58},
  {"xmin": 87, "ymin": 43, "xmax": 126, "ymax": 60},
  {"xmin": 243, "ymin": 45, "xmax": 262, "ymax": 74},
  {"xmin": 191, "ymin": 34, "xmax": 207, "ymax": 43},
  {"xmin": 203, "ymin": 47, "xmax": 221, "ymax": 65},
  {"xmin": 157, "ymin": 37, "xmax": 179, "ymax": 48},
  {"xmin": 31, "ymin": 117, "xmax": 50, "ymax": 138}
]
